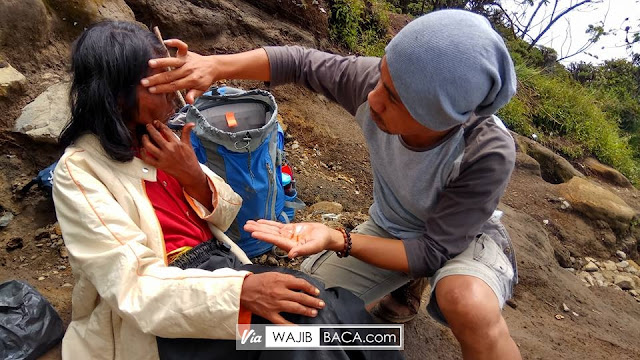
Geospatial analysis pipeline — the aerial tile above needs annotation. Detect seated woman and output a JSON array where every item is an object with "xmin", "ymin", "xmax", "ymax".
[{"xmin": 53, "ymin": 21, "xmax": 399, "ymax": 360}]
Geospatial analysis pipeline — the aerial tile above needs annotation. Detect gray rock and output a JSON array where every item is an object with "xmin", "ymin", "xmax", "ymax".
[
  {"xmin": 583, "ymin": 262, "xmax": 599, "ymax": 272},
  {"xmin": 62, "ymin": 283, "xmax": 73, "ymax": 288},
  {"xmin": 310, "ymin": 201, "xmax": 343, "ymax": 214},
  {"xmin": 0, "ymin": 212, "xmax": 13, "ymax": 227},
  {"xmin": 578, "ymin": 271, "xmax": 595, "ymax": 286},
  {"xmin": 584, "ymin": 157, "xmax": 633, "ymax": 188},
  {"xmin": 266, "ymin": 255, "xmax": 279, "ymax": 267},
  {"xmin": 616, "ymin": 250, "xmax": 627, "ymax": 260},
  {"xmin": 602, "ymin": 260, "xmax": 617, "ymax": 271},
  {"xmin": 0, "ymin": 62, "xmax": 26, "ymax": 97},
  {"xmin": 614, "ymin": 275, "xmax": 635, "ymax": 290},
  {"xmin": 515, "ymin": 152, "xmax": 542, "ymax": 177},
  {"xmin": 562, "ymin": 303, "xmax": 570, "ymax": 312},
  {"xmin": 512, "ymin": 132, "xmax": 583, "ymax": 183},
  {"xmin": 14, "ymin": 82, "xmax": 71, "ymax": 143},
  {"xmin": 557, "ymin": 177, "xmax": 638, "ymax": 233},
  {"xmin": 617, "ymin": 261, "xmax": 630, "ymax": 270}
]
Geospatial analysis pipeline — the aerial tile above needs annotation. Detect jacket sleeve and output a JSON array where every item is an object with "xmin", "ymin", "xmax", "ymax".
[
  {"xmin": 264, "ymin": 46, "xmax": 380, "ymax": 115},
  {"xmin": 53, "ymin": 152, "xmax": 249, "ymax": 339},
  {"xmin": 183, "ymin": 164, "xmax": 243, "ymax": 231},
  {"xmin": 402, "ymin": 122, "xmax": 516, "ymax": 278}
]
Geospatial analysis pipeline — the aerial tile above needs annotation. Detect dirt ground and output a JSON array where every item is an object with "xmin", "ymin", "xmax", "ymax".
[{"xmin": 1, "ymin": 1, "xmax": 639, "ymax": 359}]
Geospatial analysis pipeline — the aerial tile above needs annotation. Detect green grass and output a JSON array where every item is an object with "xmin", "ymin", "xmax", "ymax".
[{"xmin": 498, "ymin": 64, "xmax": 640, "ymax": 185}]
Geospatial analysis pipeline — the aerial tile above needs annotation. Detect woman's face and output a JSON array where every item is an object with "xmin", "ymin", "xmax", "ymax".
[{"xmin": 132, "ymin": 67, "xmax": 177, "ymax": 127}]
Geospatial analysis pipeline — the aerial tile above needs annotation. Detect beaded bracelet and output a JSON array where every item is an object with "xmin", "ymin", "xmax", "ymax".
[{"xmin": 336, "ymin": 228, "xmax": 352, "ymax": 258}]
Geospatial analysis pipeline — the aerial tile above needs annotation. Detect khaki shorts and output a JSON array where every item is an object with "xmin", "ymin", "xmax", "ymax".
[{"xmin": 300, "ymin": 220, "xmax": 516, "ymax": 326}]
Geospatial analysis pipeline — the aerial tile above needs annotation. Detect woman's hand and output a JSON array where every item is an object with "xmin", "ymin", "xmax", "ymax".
[
  {"xmin": 140, "ymin": 121, "xmax": 214, "ymax": 210},
  {"xmin": 142, "ymin": 39, "xmax": 218, "ymax": 104},
  {"xmin": 240, "ymin": 272, "xmax": 325, "ymax": 325},
  {"xmin": 244, "ymin": 220, "xmax": 345, "ymax": 258}
]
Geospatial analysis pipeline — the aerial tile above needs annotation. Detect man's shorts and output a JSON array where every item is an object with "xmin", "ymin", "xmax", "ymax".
[{"xmin": 300, "ymin": 219, "xmax": 516, "ymax": 326}]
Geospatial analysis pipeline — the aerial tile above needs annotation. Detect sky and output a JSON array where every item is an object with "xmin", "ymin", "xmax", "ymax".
[{"xmin": 500, "ymin": 0, "xmax": 640, "ymax": 64}]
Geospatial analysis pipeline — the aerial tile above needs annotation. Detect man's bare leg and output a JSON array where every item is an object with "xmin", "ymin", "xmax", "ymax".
[{"xmin": 436, "ymin": 275, "xmax": 521, "ymax": 360}]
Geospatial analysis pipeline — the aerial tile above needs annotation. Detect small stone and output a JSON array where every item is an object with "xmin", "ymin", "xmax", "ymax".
[
  {"xmin": 583, "ymin": 262, "xmax": 599, "ymax": 272},
  {"xmin": 59, "ymin": 246, "xmax": 69, "ymax": 259},
  {"xmin": 629, "ymin": 290, "xmax": 639, "ymax": 297},
  {"xmin": 291, "ymin": 142, "xmax": 300, "ymax": 150},
  {"xmin": 259, "ymin": 254, "xmax": 268, "ymax": 263},
  {"xmin": 506, "ymin": 299, "xmax": 518, "ymax": 309},
  {"xmin": 6, "ymin": 237, "xmax": 23, "ymax": 251},
  {"xmin": 616, "ymin": 261, "xmax": 629, "ymax": 270},
  {"xmin": 628, "ymin": 267, "xmax": 639, "ymax": 275},
  {"xmin": 564, "ymin": 268, "xmax": 576, "ymax": 273},
  {"xmin": 562, "ymin": 303, "xmax": 570, "ymax": 312},
  {"xmin": 616, "ymin": 250, "xmax": 627, "ymax": 260},
  {"xmin": 62, "ymin": 283, "xmax": 73, "ymax": 288},
  {"xmin": 35, "ymin": 228, "xmax": 50, "ymax": 241},
  {"xmin": 321, "ymin": 213, "xmax": 340, "ymax": 222},
  {"xmin": 37, "ymin": 276, "xmax": 45, "ymax": 281},
  {"xmin": 0, "ymin": 212, "xmax": 13, "ymax": 227},
  {"xmin": 35, "ymin": 243, "xmax": 43, "ymax": 248},
  {"xmin": 50, "ymin": 234, "xmax": 59, "ymax": 240},
  {"xmin": 54, "ymin": 224, "xmax": 62, "ymax": 236},
  {"xmin": 542, "ymin": 219, "xmax": 549, "ymax": 225},
  {"xmin": 614, "ymin": 275, "xmax": 635, "ymax": 290},
  {"xmin": 266, "ymin": 255, "xmax": 279, "ymax": 267},
  {"xmin": 310, "ymin": 201, "xmax": 343, "ymax": 214},
  {"xmin": 30, "ymin": 255, "xmax": 37, "ymax": 260},
  {"xmin": 555, "ymin": 314, "xmax": 565, "ymax": 320},
  {"xmin": 560, "ymin": 200, "xmax": 571, "ymax": 210},
  {"xmin": 585, "ymin": 257, "xmax": 596, "ymax": 263},
  {"xmin": 57, "ymin": 265, "xmax": 66, "ymax": 270},
  {"xmin": 602, "ymin": 260, "xmax": 617, "ymax": 271},
  {"xmin": 572, "ymin": 311, "xmax": 579, "ymax": 317}
]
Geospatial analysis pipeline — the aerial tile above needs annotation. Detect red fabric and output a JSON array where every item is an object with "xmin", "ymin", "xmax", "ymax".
[{"xmin": 144, "ymin": 169, "xmax": 213, "ymax": 254}]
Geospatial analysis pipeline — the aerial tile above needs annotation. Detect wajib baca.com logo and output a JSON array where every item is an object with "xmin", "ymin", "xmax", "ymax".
[{"xmin": 236, "ymin": 324, "xmax": 403, "ymax": 350}]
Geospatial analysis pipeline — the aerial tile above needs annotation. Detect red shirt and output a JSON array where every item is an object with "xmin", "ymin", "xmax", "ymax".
[{"xmin": 144, "ymin": 169, "xmax": 213, "ymax": 257}]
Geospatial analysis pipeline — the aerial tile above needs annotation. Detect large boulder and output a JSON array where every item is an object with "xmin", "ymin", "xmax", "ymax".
[
  {"xmin": 513, "ymin": 133, "xmax": 583, "ymax": 184},
  {"xmin": 515, "ymin": 152, "xmax": 542, "ymax": 178},
  {"xmin": 0, "ymin": 0, "xmax": 51, "ymax": 48},
  {"xmin": 557, "ymin": 177, "xmax": 638, "ymax": 233},
  {"xmin": 45, "ymin": 0, "xmax": 135, "ymax": 25},
  {"xmin": 14, "ymin": 82, "xmax": 70, "ymax": 143},
  {"xmin": 0, "ymin": 61, "xmax": 27, "ymax": 98},
  {"xmin": 583, "ymin": 157, "xmax": 633, "ymax": 188}
]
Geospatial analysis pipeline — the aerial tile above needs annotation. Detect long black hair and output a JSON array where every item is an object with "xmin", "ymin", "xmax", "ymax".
[{"xmin": 59, "ymin": 21, "xmax": 166, "ymax": 162}]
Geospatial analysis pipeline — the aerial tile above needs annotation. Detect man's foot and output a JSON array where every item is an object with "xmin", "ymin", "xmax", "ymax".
[{"xmin": 370, "ymin": 278, "xmax": 428, "ymax": 323}]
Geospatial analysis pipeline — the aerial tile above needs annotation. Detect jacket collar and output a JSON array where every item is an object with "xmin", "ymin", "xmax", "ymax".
[{"xmin": 73, "ymin": 134, "xmax": 158, "ymax": 182}]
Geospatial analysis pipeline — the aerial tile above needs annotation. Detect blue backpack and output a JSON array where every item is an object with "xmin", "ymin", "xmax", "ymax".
[
  {"xmin": 182, "ymin": 87, "xmax": 303, "ymax": 258},
  {"xmin": 21, "ymin": 161, "xmax": 58, "ymax": 196}
]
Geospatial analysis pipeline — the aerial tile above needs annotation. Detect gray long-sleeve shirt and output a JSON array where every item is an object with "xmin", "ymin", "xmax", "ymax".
[{"xmin": 264, "ymin": 46, "xmax": 516, "ymax": 278}]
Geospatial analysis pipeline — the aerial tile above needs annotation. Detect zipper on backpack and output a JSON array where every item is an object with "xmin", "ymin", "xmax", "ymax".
[{"xmin": 265, "ymin": 162, "xmax": 275, "ymax": 219}]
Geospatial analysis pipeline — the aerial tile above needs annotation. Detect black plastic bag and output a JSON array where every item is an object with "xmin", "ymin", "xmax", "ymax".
[{"xmin": 0, "ymin": 280, "xmax": 64, "ymax": 360}]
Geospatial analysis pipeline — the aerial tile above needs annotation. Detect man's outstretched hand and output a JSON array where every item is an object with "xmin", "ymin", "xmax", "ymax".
[
  {"xmin": 244, "ymin": 220, "xmax": 344, "ymax": 258},
  {"xmin": 240, "ymin": 272, "xmax": 325, "ymax": 325},
  {"xmin": 141, "ymin": 39, "xmax": 216, "ymax": 104}
]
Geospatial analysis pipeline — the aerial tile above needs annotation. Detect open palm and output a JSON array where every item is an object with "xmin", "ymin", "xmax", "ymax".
[{"xmin": 244, "ymin": 220, "xmax": 340, "ymax": 258}]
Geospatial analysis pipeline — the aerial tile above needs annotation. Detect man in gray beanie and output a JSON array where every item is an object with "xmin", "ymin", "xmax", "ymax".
[{"xmin": 144, "ymin": 9, "xmax": 521, "ymax": 359}]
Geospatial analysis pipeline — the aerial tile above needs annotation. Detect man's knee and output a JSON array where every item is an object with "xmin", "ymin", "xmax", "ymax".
[{"xmin": 435, "ymin": 275, "xmax": 505, "ymax": 340}]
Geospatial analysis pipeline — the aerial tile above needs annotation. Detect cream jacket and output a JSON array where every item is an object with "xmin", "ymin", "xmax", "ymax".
[{"xmin": 52, "ymin": 134, "xmax": 252, "ymax": 360}]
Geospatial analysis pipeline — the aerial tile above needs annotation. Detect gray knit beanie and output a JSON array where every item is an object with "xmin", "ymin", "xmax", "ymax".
[{"xmin": 385, "ymin": 9, "xmax": 517, "ymax": 131}]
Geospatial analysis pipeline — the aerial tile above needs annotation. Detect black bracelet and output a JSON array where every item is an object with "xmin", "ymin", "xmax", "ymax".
[{"xmin": 336, "ymin": 228, "xmax": 352, "ymax": 258}]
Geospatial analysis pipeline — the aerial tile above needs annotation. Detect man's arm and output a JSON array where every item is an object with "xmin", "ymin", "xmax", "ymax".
[
  {"xmin": 142, "ymin": 41, "xmax": 380, "ymax": 113},
  {"xmin": 264, "ymin": 46, "xmax": 380, "ymax": 115},
  {"xmin": 402, "ymin": 122, "xmax": 516, "ymax": 278}
]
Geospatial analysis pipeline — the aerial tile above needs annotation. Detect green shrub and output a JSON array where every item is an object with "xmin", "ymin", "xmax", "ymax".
[
  {"xmin": 501, "ymin": 63, "xmax": 640, "ymax": 185},
  {"xmin": 329, "ymin": 0, "xmax": 391, "ymax": 56}
]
